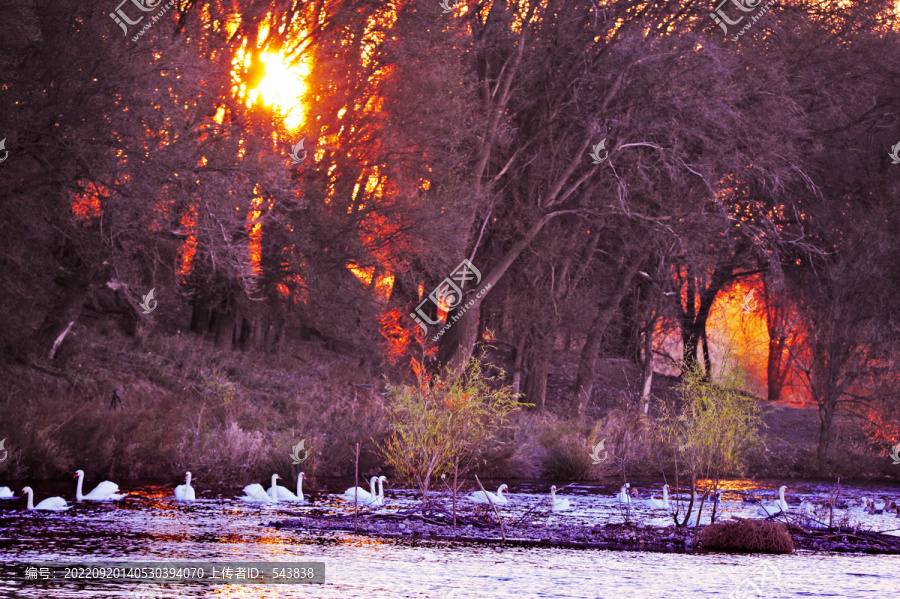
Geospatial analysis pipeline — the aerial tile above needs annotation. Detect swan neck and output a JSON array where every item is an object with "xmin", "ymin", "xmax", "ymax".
[
  {"xmin": 186, "ymin": 473, "xmax": 192, "ymax": 486},
  {"xmin": 297, "ymin": 475, "xmax": 303, "ymax": 497},
  {"xmin": 370, "ymin": 477, "xmax": 378, "ymax": 496},
  {"xmin": 25, "ymin": 489, "xmax": 34, "ymax": 510},
  {"xmin": 76, "ymin": 473, "xmax": 83, "ymax": 500},
  {"xmin": 377, "ymin": 478, "xmax": 384, "ymax": 497}
]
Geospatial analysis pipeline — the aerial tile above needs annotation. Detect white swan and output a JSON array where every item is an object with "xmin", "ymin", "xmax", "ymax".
[
  {"xmin": 174, "ymin": 472, "xmax": 195, "ymax": 502},
  {"xmin": 756, "ymin": 485, "xmax": 788, "ymax": 517},
  {"xmin": 238, "ymin": 474, "xmax": 280, "ymax": 503},
  {"xmin": 22, "ymin": 487, "xmax": 70, "ymax": 511},
  {"xmin": 368, "ymin": 476, "xmax": 387, "ymax": 507},
  {"xmin": 872, "ymin": 498, "xmax": 886, "ymax": 514},
  {"xmin": 645, "ymin": 484, "xmax": 669, "ymax": 510},
  {"xmin": 74, "ymin": 470, "xmax": 127, "ymax": 501},
  {"xmin": 616, "ymin": 483, "xmax": 631, "ymax": 506},
  {"xmin": 0, "ymin": 486, "xmax": 14, "ymax": 498},
  {"xmin": 341, "ymin": 476, "xmax": 379, "ymax": 504},
  {"xmin": 550, "ymin": 485, "xmax": 571, "ymax": 512},
  {"xmin": 471, "ymin": 483, "xmax": 508, "ymax": 505},
  {"xmin": 271, "ymin": 472, "xmax": 306, "ymax": 502}
]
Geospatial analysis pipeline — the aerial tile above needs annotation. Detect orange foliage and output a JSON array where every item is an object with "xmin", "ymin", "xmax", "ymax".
[
  {"xmin": 71, "ymin": 181, "xmax": 106, "ymax": 222},
  {"xmin": 380, "ymin": 308, "xmax": 413, "ymax": 364},
  {"xmin": 177, "ymin": 206, "xmax": 198, "ymax": 279}
]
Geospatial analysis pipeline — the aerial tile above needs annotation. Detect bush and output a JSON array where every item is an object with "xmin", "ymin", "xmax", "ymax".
[
  {"xmin": 700, "ymin": 520, "xmax": 794, "ymax": 553},
  {"xmin": 542, "ymin": 427, "xmax": 594, "ymax": 480},
  {"xmin": 380, "ymin": 357, "xmax": 521, "ymax": 505},
  {"xmin": 589, "ymin": 406, "xmax": 654, "ymax": 481}
]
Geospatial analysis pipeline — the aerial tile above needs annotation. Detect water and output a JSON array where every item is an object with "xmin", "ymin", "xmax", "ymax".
[{"xmin": 0, "ymin": 478, "xmax": 898, "ymax": 598}]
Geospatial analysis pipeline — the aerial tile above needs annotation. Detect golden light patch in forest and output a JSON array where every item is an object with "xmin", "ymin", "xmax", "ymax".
[
  {"xmin": 381, "ymin": 308, "xmax": 413, "ymax": 363},
  {"xmin": 177, "ymin": 206, "xmax": 198, "ymax": 279},
  {"xmin": 706, "ymin": 277, "xmax": 807, "ymax": 404},
  {"xmin": 347, "ymin": 264, "xmax": 394, "ymax": 301},
  {"xmin": 248, "ymin": 51, "xmax": 309, "ymax": 130},
  {"xmin": 707, "ymin": 277, "xmax": 771, "ymax": 398},
  {"xmin": 247, "ymin": 194, "xmax": 264, "ymax": 276}
]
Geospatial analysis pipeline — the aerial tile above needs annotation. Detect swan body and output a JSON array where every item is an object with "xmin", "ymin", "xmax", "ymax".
[
  {"xmin": 0, "ymin": 486, "xmax": 14, "ymax": 498},
  {"xmin": 74, "ymin": 470, "xmax": 127, "ymax": 501},
  {"xmin": 238, "ymin": 474, "xmax": 280, "ymax": 503},
  {"xmin": 342, "ymin": 476, "xmax": 379, "ymax": 505},
  {"xmin": 22, "ymin": 487, "xmax": 70, "ymax": 511},
  {"xmin": 174, "ymin": 472, "xmax": 195, "ymax": 502},
  {"xmin": 550, "ymin": 486, "xmax": 571, "ymax": 512},
  {"xmin": 616, "ymin": 483, "xmax": 631, "ymax": 506},
  {"xmin": 756, "ymin": 486, "xmax": 788, "ymax": 517},
  {"xmin": 471, "ymin": 484, "xmax": 508, "ymax": 505},
  {"xmin": 872, "ymin": 498, "xmax": 886, "ymax": 514},
  {"xmin": 271, "ymin": 472, "xmax": 306, "ymax": 502},
  {"xmin": 800, "ymin": 500, "xmax": 827, "ymax": 529},
  {"xmin": 645, "ymin": 484, "xmax": 669, "ymax": 510}
]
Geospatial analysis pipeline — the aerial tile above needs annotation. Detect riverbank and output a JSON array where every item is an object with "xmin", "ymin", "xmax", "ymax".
[{"xmin": 276, "ymin": 509, "xmax": 900, "ymax": 555}]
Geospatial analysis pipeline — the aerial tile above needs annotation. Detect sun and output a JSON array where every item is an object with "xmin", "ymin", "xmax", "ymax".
[{"xmin": 247, "ymin": 51, "xmax": 309, "ymax": 131}]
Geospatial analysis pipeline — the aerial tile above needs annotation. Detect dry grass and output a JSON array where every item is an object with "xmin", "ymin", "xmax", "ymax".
[
  {"xmin": 0, "ymin": 324, "xmax": 384, "ymax": 483},
  {"xmin": 700, "ymin": 520, "xmax": 794, "ymax": 553}
]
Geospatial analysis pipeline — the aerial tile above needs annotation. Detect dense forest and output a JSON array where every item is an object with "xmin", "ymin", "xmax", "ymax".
[{"xmin": 1, "ymin": 0, "xmax": 899, "ymax": 483}]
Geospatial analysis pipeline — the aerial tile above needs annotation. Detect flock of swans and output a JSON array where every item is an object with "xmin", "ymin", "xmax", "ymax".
[
  {"xmin": 613, "ymin": 482, "xmax": 900, "ymax": 527},
  {"xmin": 4, "ymin": 472, "xmax": 898, "ymax": 528},
  {"xmin": 0, "ymin": 470, "xmax": 575, "ymax": 513}
]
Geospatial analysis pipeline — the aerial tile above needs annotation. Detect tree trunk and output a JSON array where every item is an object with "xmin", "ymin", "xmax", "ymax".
[
  {"xmin": 35, "ymin": 270, "xmax": 92, "ymax": 359},
  {"xmin": 681, "ymin": 320, "xmax": 704, "ymax": 370},
  {"xmin": 190, "ymin": 298, "xmax": 212, "ymax": 334},
  {"xmin": 524, "ymin": 334, "xmax": 552, "ymax": 410},
  {"xmin": 817, "ymin": 398, "xmax": 836, "ymax": 464},
  {"xmin": 572, "ymin": 263, "xmax": 640, "ymax": 414},
  {"xmin": 676, "ymin": 261, "xmax": 735, "ymax": 376},
  {"xmin": 511, "ymin": 334, "xmax": 526, "ymax": 397},
  {"xmin": 439, "ymin": 212, "xmax": 564, "ymax": 371},
  {"xmin": 212, "ymin": 306, "xmax": 236, "ymax": 348},
  {"xmin": 767, "ymin": 333, "xmax": 788, "ymax": 402}
]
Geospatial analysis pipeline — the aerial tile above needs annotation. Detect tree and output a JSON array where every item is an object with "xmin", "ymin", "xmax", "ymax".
[
  {"xmin": 658, "ymin": 358, "xmax": 763, "ymax": 530},
  {"xmin": 380, "ymin": 357, "xmax": 520, "ymax": 523}
]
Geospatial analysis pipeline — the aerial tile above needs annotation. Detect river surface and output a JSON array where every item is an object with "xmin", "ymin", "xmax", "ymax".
[{"xmin": 0, "ymin": 478, "xmax": 898, "ymax": 598}]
